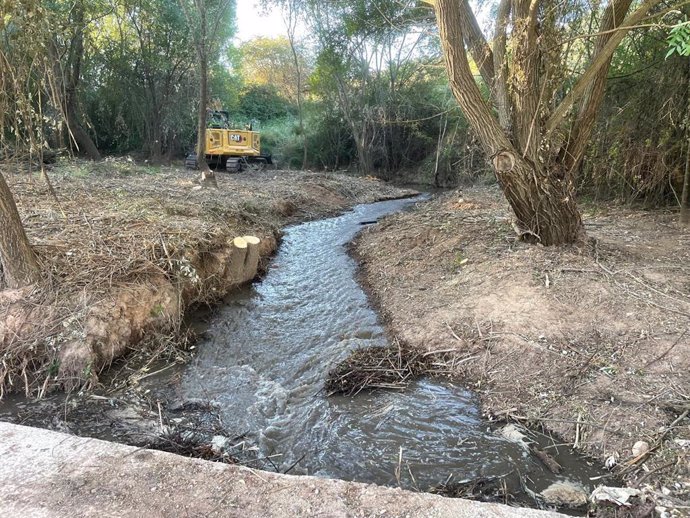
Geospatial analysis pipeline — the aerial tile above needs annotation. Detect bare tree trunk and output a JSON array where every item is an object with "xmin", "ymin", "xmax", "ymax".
[
  {"xmin": 65, "ymin": 100, "xmax": 101, "ymax": 160},
  {"xmin": 60, "ymin": 2, "xmax": 101, "ymax": 161},
  {"xmin": 0, "ymin": 172, "xmax": 41, "ymax": 289},
  {"xmin": 196, "ymin": 52, "xmax": 216, "ymax": 187},
  {"xmin": 284, "ymin": 1, "xmax": 307, "ymax": 170}
]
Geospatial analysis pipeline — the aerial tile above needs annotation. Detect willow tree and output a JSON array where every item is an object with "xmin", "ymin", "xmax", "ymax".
[
  {"xmin": 0, "ymin": 0, "xmax": 46, "ymax": 287},
  {"xmin": 432, "ymin": 0, "xmax": 667, "ymax": 245}
]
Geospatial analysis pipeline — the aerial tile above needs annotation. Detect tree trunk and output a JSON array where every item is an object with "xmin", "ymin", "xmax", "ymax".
[
  {"xmin": 196, "ymin": 49, "xmax": 216, "ymax": 188},
  {"xmin": 285, "ymin": 3, "xmax": 307, "ymax": 170},
  {"xmin": 0, "ymin": 172, "xmax": 41, "ymax": 289},
  {"xmin": 435, "ymin": 0, "xmax": 585, "ymax": 245},
  {"xmin": 66, "ymin": 102, "xmax": 101, "ymax": 160},
  {"xmin": 563, "ymin": 0, "xmax": 633, "ymax": 176},
  {"xmin": 62, "ymin": 2, "xmax": 101, "ymax": 161}
]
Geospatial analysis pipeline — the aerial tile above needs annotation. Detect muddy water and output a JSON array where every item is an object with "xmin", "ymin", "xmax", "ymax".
[{"xmin": 179, "ymin": 197, "xmax": 601, "ymax": 497}]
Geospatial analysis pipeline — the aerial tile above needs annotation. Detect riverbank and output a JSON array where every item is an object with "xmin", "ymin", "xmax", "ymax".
[
  {"xmin": 0, "ymin": 159, "xmax": 412, "ymax": 397},
  {"xmin": 354, "ymin": 187, "xmax": 690, "ymax": 506}
]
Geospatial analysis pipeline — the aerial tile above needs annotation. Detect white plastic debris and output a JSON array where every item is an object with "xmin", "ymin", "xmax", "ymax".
[
  {"xmin": 604, "ymin": 452, "xmax": 619, "ymax": 469},
  {"xmin": 498, "ymin": 423, "xmax": 531, "ymax": 451},
  {"xmin": 590, "ymin": 486, "xmax": 642, "ymax": 506},
  {"xmin": 210, "ymin": 435, "xmax": 230, "ymax": 454}
]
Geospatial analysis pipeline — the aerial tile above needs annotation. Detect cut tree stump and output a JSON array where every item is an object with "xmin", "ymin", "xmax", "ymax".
[
  {"xmin": 227, "ymin": 235, "xmax": 261, "ymax": 284},
  {"xmin": 241, "ymin": 236, "xmax": 261, "ymax": 283},
  {"xmin": 228, "ymin": 237, "xmax": 248, "ymax": 283}
]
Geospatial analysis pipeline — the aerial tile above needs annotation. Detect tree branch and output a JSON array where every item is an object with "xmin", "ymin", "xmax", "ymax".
[
  {"xmin": 458, "ymin": 0, "xmax": 494, "ymax": 86},
  {"xmin": 563, "ymin": 0, "xmax": 633, "ymax": 174},
  {"xmin": 434, "ymin": 0, "xmax": 512, "ymax": 156},
  {"xmin": 545, "ymin": 0, "xmax": 664, "ymax": 136},
  {"xmin": 493, "ymin": 0, "xmax": 511, "ymax": 130}
]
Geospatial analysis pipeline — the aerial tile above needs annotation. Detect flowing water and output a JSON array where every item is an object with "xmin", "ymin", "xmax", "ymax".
[
  {"xmin": 1, "ymin": 196, "xmax": 603, "ymax": 508},
  {"xmin": 179, "ymin": 197, "xmax": 601, "ymax": 498}
]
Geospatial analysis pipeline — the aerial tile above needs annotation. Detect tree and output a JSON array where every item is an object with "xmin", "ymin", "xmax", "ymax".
[
  {"xmin": 666, "ymin": 19, "xmax": 690, "ymax": 223},
  {"xmin": 238, "ymin": 36, "xmax": 305, "ymax": 105},
  {"xmin": 49, "ymin": 0, "xmax": 102, "ymax": 160},
  {"xmin": 0, "ymin": 173, "xmax": 41, "ymax": 289},
  {"xmin": 282, "ymin": 0, "xmax": 308, "ymax": 169},
  {"xmin": 0, "ymin": 0, "xmax": 53, "ymax": 288},
  {"xmin": 179, "ymin": 0, "xmax": 235, "ymax": 187},
  {"xmin": 308, "ymin": 0, "xmax": 430, "ymax": 175},
  {"xmin": 432, "ymin": 0, "xmax": 667, "ymax": 245},
  {"xmin": 121, "ymin": 0, "xmax": 197, "ymax": 162}
]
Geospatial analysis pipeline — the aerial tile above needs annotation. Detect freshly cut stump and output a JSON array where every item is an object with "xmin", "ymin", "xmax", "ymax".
[
  {"xmin": 242, "ymin": 235, "xmax": 261, "ymax": 283},
  {"xmin": 228, "ymin": 237, "xmax": 248, "ymax": 283}
]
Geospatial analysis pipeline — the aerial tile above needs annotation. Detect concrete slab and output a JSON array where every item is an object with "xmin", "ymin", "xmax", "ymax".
[{"xmin": 0, "ymin": 422, "xmax": 567, "ymax": 517}]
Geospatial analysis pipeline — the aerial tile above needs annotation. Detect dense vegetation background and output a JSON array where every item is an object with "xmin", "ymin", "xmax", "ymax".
[{"xmin": 1, "ymin": 0, "xmax": 689, "ymax": 203}]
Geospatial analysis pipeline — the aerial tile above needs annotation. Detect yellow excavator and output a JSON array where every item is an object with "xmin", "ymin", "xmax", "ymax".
[{"xmin": 185, "ymin": 110, "xmax": 273, "ymax": 172}]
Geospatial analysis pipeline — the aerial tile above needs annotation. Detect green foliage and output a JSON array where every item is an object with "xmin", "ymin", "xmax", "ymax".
[
  {"xmin": 581, "ymin": 22, "xmax": 690, "ymax": 205},
  {"xmin": 238, "ymin": 84, "xmax": 291, "ymax": 121},
  {"xmin": 666, "ymin": 19, "xmax": 690, "ymax": 58}
]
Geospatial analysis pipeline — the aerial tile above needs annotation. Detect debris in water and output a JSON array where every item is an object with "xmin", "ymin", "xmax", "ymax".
[
  {"xmin": 590, "ymin": 485, "xmax": 642, "ymax": 506},
  {"xmin": 530, "ymin": 447, "xmax": 563, "ymax": 474},
  {"xmin": 325, "ymin": 340, "xmax": 426, "ymax": 395},
  {"xmin": 430, "ymin": 474, "xmax": 513, "ymax": 504},
  {"xmin": 540, "ymin": 481, "xmax": 589, "ymax": 508},
  {"xmin": 498, "ymin": 423, "xmax": 531, "ymax": 451}
]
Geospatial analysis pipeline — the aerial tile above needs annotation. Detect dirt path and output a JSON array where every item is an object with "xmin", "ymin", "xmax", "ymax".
[
  {"xmin": 354, "ymin": 187, "xmax": 690, "ymax": 504},
  {"xmin": 0, "ymin": 160, "xmax": 412, "ymax": 396}
]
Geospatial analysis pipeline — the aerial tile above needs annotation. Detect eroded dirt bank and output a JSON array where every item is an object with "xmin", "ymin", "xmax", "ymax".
[
  {"xmin": 354, "ymin": 187, "xmax": 690, "ymax": 504},
  {"xmin": 0, "ymin": 160, "xmax": 411, "ymax": 397}
]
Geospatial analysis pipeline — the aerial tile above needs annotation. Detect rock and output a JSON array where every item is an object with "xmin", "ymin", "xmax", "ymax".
[
  {"xmin": 211, "ymin": 435, "xmax": 230, "ymax": 454},
  {"xmin": 632, "ymin": 440, "xmax": 650, "ymax": 457},
  {"xmin": 540, "ymin": 481, "xmax": 589, "ymax": 508},
  {"xmin": 590, "ymin": 485, "xmax": 641, "ymax": 506}
]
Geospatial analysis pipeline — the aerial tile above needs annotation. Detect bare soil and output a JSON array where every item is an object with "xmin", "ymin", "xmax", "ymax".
[
  {"xmin": 354, "ymin": 187, "xmax": 690, "ymax": 501},
  {"xmin": 0, "ymin": 159, "xmax": 411, "ymax": 397}
]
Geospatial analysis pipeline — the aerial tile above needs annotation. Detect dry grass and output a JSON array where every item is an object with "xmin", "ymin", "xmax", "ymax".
[{"xmin": 0, "ymin": 158, "xmax": 409, "ymax": 398}]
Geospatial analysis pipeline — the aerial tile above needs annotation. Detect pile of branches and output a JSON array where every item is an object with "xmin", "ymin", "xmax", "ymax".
[{"xmin": 325, "ymin": 339, "xmax": 429, "ymax": 395}]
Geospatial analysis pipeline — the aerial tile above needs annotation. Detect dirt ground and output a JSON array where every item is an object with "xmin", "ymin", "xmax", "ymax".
[
  {"xmin": 354, "ymin": 187, "xmax": 690, "ymax": 504},
  {"xmin": 0, "ymin": 158, "xmax": 410, "ymax": 397}
]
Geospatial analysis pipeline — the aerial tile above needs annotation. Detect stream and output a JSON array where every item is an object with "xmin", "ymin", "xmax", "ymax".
[
  {"xmin": 177, "ymin": 196, "xmax": 601, "ymax": 502},
  {"xmin": 1, "ymin": 196, "xmax": 604, "ymax": 510}
]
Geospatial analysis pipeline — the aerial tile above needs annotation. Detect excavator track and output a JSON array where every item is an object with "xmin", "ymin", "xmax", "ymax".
[{"xmin": 185, "ymin": 153, "xmax": 272, "ymax": 173}]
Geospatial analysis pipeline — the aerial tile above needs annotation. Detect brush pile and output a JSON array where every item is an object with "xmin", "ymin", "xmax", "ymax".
[{"xmin": 325, "ymin": 339, "xmax": 429, "ymax": 395}]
